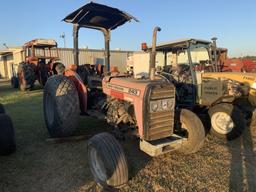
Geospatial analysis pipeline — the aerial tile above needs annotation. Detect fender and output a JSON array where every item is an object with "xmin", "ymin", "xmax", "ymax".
[{"xmin": 64, "ymin": 69, "xmax": 88, "ymax": 113}]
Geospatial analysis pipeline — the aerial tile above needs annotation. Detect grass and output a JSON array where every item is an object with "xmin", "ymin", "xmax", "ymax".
[
  {"xmin": 0, "ymin": 81, "xmax": 106, "ymax": 192},
  {"xmin": 0, "ymin": 80, "xmax": 256, "ymax": 192}
]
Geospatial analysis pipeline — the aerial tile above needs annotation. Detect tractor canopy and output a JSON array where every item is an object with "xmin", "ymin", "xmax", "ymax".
[
  {"xmin": 24, "ymin": 39, "xmax": 57, "ymax": 48},
  {"xmin": 63, "ymin": 2, "xmax": 138, "ymax": 69},
  {"xmin": 63, "ymin": 2, "xmax": 138, "ymax": 30},
  {"xmin": 148, "ymin": 39, "xmax": 211, "ymax": 52}
]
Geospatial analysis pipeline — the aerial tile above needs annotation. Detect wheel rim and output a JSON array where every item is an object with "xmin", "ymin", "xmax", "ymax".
[
  {"xmin": 211, "ymin": 112, "xmax": 234, "ymax": 134},
  {"xmin": 46, "ymin": 93, "xmax": 54, "ymax": 126},
  {"xmin": 89, "ymin": 147, "xmax": 107, "ymax": 182}
]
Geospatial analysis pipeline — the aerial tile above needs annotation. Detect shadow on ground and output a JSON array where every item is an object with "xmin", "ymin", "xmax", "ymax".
[{"xmin": 228, "ymin": 114, "xmax": 256, "ymax": 191}]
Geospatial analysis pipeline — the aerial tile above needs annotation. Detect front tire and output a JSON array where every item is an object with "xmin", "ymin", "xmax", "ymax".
[
  {"xmin": 0, "ymin": 103, "xmax": 5, "ymax": 114},
  {"xmin": 87, "ymin": 132, "xmax": 129, "ymax": 188},
  {"xmin": 208, "ymin": 103, "xmax": 246, "ymax": 140},
  {"xmin": 177, "ymin": 109, "xmax": 205, "ymax": 154},
  {"xmin": 0, "ymin": 114, "xmax": 16, "ymax": 155},
  {"xmin": 43, "ymin": 75, "xmax": 80, "ymax": 137}
]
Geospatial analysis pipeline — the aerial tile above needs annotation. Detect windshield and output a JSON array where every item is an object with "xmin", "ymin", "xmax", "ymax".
[
  {"xmin": 176, "ymin": 45, "xmax": 210, "ymax": 65},
  {"xmin": 190, "ymin": 45, "xmax": 210, "ymax": 65}
]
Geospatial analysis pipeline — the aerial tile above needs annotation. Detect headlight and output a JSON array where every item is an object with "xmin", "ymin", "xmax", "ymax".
[
  {"xmin": 150, "ymin": 99, "xmax": 174, "ymax": 112},
  {"xmin": 251, "ymin": 82, "xmax": 256, "ymax": 89},
  {"xmin": 150, "ymin": 101, "xmax": 158, "ymax": 112},
  {"xmin": 162, "ymin": 100, "xmax": 168, "ymax": 110}
]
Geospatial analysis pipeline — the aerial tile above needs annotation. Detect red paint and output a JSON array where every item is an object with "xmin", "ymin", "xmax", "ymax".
[
  {"xmin": 222, "ymin": 58, "xmax": 256, "ymax": 72},
  {"xmin": 110, "ymin": 90, "xmax": 124, "ymax": 99},
  {"xmin": 65, "ymin": 70, "xmax": 88, "ymax": 113}
]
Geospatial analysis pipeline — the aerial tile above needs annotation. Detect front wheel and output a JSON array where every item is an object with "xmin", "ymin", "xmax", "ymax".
[
  {"xmin": 208, "ymin": 103, "xmax": 246, "ymax": 140},
  {"xmin": 177, "ymin": 109, "xmax": 205, "ymax": 154},
  {"xmin": 0, "ymin": 114, "xmax": 16, "ymax": 155},
  {"xmin": 87, "ymin": 132, "xmax": 129, "ymax": 188},
  {"xmin": 0, "ymin": 103, "xmax": 5, "ymax": 114}
]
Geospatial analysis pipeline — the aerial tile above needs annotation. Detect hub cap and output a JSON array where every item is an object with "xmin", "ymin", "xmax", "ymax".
[{"xmin": 211, "ymin": 112, "xmax": 234, "ymax": 135}]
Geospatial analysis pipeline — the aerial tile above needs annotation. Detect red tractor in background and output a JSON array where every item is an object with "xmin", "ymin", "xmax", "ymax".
[
  {"xmin": 43, "ymin": 2, "xmax": 205, "ymax": 189},
  {"xmin": 222, "ymin": 58, "xmax": 256, "ymax": 72},
  {"xmin": 214, "ymin": 46, "xmax": 256, "ymax": 72},
  {"xmin": 12, "ymin": 39, "xmax": 64, "ymax": 91}
]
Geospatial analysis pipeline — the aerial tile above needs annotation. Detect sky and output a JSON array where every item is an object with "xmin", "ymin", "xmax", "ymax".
[{"xmin": 0, "ymin": 0, "xmax": 255, "ymax": 57}]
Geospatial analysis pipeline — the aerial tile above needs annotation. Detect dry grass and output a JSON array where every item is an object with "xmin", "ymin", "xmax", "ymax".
[{"xmin": 0, "ymin": 80, "xmax": 256, "ymax": 192}]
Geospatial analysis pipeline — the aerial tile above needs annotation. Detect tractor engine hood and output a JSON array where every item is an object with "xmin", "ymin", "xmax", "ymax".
[
  {"xmin": 202, "ymin": 72, "xmax": 256, "ymax": 106},
  {"xmin": 63, "ymin": 2, "xmax": 138, "ymax": 30}
]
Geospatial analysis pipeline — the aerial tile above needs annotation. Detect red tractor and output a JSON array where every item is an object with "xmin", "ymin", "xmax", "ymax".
[
  {"xmin": 12, "ymin": 39, "xmax": 63, "ymax": 91},
  {"xmin": 212, "ymin": 46, "xmax": 256, "ymax": 72},
  {"xmin": 43, "ymin": 2, "xmax": 205, "ymax": 189}
]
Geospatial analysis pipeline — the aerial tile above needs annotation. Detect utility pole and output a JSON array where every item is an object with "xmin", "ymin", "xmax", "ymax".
[{"xmin": 60, "ymin": 32, "xmax": 66, "ymax": 48}]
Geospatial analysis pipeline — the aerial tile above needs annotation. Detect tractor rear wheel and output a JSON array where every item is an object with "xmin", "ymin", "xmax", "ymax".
[
  {"xmin": 208, "ymin": 103, "xmax": 246, "ymax": 140},
  {"xmin": 87, "ymin": 132, "xmax": 128, "ymax": 188},
  {"xmin": 38, "ymin": 62, "xmax": 49, "ymax": 86},
  {"xmin": 0, "ymin": 103, "xmax": 5, "ymax": 114},
  {"xmin": 18, "ymin": 62, "xmax": 35, "ymax": 91},
  {"xmin": 0, "ymin": 114, "xmax": 16, "ymax": 156},
  {"xmin": 177, "ymin": 109, "xmax": 205, "ymax": 154},
  {"xmin": 11, "ymin": 76, "xmax": 19, "ymax": 88},
  {"xmin": 43, "ymin": 75, "xmax": 80, "ymax": 137}
]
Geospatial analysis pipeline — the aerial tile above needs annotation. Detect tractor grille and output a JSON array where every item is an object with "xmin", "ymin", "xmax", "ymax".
[{"xmin": 144, "ymin": 84, "xmax": 175, "ymax": 141}]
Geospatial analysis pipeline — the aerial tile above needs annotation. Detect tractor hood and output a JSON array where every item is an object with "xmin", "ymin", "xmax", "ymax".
[
  {"xmin": 202, "ymin": 72, "xmax": 256, "ymax": 106},
  {"xmin": 202, "ymin": 72, "xmax": 256, "ymax": 87},
  {"xmin": 63, "ymin": 2, "xmax": 138, "ymax": 30}
]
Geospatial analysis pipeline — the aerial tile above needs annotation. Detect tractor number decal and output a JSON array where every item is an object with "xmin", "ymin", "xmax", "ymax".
[
  {"xmin": 243, "ymin": 76, "xmax": 254, "ymax": 82},
  {"xmin": 106, "ymin": 83, "xmax": 140, "ymax": 96},
  {"xmin": 203, "ymin": 86, "xmax": 218, "ymax": 95}
]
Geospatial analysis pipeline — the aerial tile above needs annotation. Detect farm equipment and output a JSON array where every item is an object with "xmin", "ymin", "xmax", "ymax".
[
  {"xmin": 213, "ymin": 46, "xmax": 256, "ymax": 72},
  {"xmin": 43, "ymin": 2, "xmax": 205, "ymax": 188},
  {"xmin": 139, "ymin": 38, "xmax": 256, "ymax": 140},
  {"xmin": 222, "ymin": 58, "xmax": 256, "ymax": 72},
  {"xmin": 12, "ymin": 39, "xmax": 63, "ymax": 91},
  {"xmin": 0, "ymin": 103, "xmax": 16, "ymax": 156}
]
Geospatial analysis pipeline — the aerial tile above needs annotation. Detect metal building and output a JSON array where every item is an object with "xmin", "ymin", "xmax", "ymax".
[{"xmin": 0, "ymin": 48, "xmax": 134, "ymax": 79}]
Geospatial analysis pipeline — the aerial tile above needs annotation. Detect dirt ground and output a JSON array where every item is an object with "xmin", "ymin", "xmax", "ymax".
[{"xmin": 0, "ymin": 80, "xmax": 256, "ymax": 192}]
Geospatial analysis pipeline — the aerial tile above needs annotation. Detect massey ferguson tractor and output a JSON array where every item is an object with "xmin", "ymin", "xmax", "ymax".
[
  {"xmin": 12, "ymin": 39, "xmax": 63, "ymax": 91},
  {"xmin": 43, "ymin": 2, "xmax": 205, "ymax": 188}
]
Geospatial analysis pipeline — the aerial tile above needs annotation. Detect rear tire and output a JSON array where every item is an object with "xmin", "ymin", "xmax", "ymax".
[
  {"xmin": 87, "ymin": 132, "xmax": 128, "ymax": 188},
  {"xmin": 38, "ymin": 62, "xmax": 49, "ymax": 86},
  {"xmin": 43, "ymin": 75, "xmax": 80, "ymax": 137},
  {"xmin": 208, "ymin": 103, "xmax": 246, "ymax": 140},
  {"xmin": 177, "ymin": 109, "xmax": 205, "ymax": 154},
  {"xmin": 0, "ymin": 103, "xmax": 5, "ymax": 114},
  {"xmin": 18, "ymin": 62, "xmax": 35, "ymax": 91},
  {"xmin": 11, "ymin": 76, "xmax": 19, "ymax": 88},
  {"xmin": 0, "ymin": 114, "xmax": 16, "ymax": 156}
]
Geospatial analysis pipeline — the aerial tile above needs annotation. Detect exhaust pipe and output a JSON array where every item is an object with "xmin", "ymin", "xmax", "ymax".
[
  {"xmin": 211, "ymin": 37, "xmax": 218, "ymax": 72},
  {"xmin": 150, "ymin": 27, "xmax": 161, "ymax": 80}
]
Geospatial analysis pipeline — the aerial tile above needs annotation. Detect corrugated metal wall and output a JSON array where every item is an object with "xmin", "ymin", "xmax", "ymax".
[
  {"xmin": 35, "ymin": 48, "xmax": 134, "ymax": 72},
  {"xmin": 0, "ymin": 48, "xmax": 134, "ymax": 79},
  {"xmin": 58, "ymin": 48, "xmax": 133, "ymax": 72}
]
